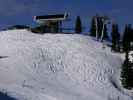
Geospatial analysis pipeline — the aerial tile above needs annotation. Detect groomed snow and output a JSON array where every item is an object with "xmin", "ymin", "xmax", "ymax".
[{"xmin": 0, "ymin": 29, "xmax": 132, "ymax": 100}]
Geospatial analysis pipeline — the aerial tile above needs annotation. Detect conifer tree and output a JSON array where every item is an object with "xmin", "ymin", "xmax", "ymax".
[
  {"xmin": 111, "ymin": 24, "xmax": 120, "ymax": 51},
  {"xmin": 97, "ymin": 16, "xmax": 103, "ymax": 38},
  {"xmin": 121, "ymin": 51, "xmax": 133, "ymax": 89},
  {"xmin": 122, "ymin": 24, "xmax": 131, "ymax": 52},
  {"xmin": 111, "ymin": 24, "xmax": 117, "ymax": 50},
  {"xmin": 75, "ymin": 16, "xmax": 82, "ymax": 33},
  {"xmin": 90, "ymin": 16, "xmax": 97, "ymax": 37},
  {"xmin": 103, "ymin": 24, "xmax": 108, "ymax": 39}
]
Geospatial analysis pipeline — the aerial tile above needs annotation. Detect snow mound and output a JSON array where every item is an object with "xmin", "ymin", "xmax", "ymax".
[
  {"xmin": 129, "ymin": 51, "xmax": 133, "ymax": 63},
  {"xmin": 0, "ymin": 29, "xmax": 132, "ymax": 100}
]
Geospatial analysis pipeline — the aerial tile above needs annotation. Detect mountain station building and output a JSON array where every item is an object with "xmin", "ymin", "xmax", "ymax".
[{"xmin": 34, "ymin": 13, "xmax": 68, "ymax": 33}]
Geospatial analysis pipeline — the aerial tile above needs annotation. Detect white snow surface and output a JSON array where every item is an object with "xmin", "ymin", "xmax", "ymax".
[
  {"xmin": 129, "ymin": 51, "xmax": 133, "ymax": 63},
  {"xmin": 0, "ymin": 29, "xmax": 132, "ymax": 100}
]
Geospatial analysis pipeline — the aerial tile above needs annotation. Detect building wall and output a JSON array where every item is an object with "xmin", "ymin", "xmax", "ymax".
[{"xmin": 42, "ymin": 21, "xmax": 61, "ymax": 33}]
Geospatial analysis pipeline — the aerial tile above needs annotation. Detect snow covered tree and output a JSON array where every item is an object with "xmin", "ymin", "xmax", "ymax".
[
  {"xmin": 75, "ymin": 16, "xmax": 82, "ymax": 33},
  {"xmin": 121, "ymin": 25, "xmax": 133, "ymax": 89},
  {"xmin": 121, "ymin": 51, "xmax": 133, "ymax": 89},
  {"xmin": 111, "ymin": 24, "xmax": 120, "ymax": 52}
]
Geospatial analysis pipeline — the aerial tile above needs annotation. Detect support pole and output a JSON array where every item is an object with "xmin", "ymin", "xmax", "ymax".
[
  {"xmin": 95, "ymin": 16, "xmax": 98, "ymax": 40},
  {"xmin": 59, "ymin": 21, "xmax": 62, "ymax": 33},
  {"xmin": 100, "ymin": 20, "xmax": 105, "ymax": 42}
]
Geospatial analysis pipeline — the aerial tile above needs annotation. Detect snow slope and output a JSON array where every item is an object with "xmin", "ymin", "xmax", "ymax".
[{"xmin": 0, "ymin": 29, "xmax": 132, "ymax": 100}]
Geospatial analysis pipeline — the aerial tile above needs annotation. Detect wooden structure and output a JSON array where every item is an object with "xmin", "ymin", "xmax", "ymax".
[{"xmin": 34, "ymin": 13, "xmax": 68, "ymax": 33}]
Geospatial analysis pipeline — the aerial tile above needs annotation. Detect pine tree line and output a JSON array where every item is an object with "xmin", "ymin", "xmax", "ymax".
[
  {"xmin": 111, "ymin": 23, "xmax": 133, "ymax": 52},
  {"xmin": 74, "ymin": 15, "xmax": 133, "ymax": 90},
  {"xmin": 75, "ymin": 15, "xmax": 133, "ymax": 52},
  {"xmin": 122, "ymin": 24, "xmax": 133, "ymax": 52}
]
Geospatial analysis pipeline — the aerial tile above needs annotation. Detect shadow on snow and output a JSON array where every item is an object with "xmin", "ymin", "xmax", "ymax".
[{"xmin": 0, "ymin": 92, "xmax": 17, "ymax": 100}]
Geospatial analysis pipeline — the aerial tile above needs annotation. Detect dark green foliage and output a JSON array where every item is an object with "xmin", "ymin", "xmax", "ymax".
[
  {"xmin": 121, "ymin": 24, "xmax": 133, "ymax": 89},
  {"xmin": 90, "ymin": 16, "xmax": 96, "ymax": 37},
  {"xmin": 97, "ymin": 16, "xmax": 103, "ymax": 38},
  {"xmin": 111, "ymin": 24, "xmax": 120, "ymax": 52},
  {"xmin": 103, "ymin": 24, "xmax": 108, "ymax": 39},
  {"xmin": 121, "ymin": 51, "xmax": 133, "ymax": 89},
  {"xmin": 75, "ymin": 16, "xmax": 82, "ymax": 33},
  {"xmin": 122, "ymin": 24, "xmax": 132, "ymax": 52}
]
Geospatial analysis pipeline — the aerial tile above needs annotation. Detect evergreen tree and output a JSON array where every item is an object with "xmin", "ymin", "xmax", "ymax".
[
  {"xmin": 128, "ymin": 24, "xmax": 132, "ymax": 42},
  {"xmin": 90, "ymin": 16, "xmax": 97, "ymax": 37},
  {"xmin": 111, "ymin": 24, "xmax": 117, "ymax": 50},
  {"xmin": 131, "ymin": 29, "xmax": 133, "ymax": 42},
  {"xmin": 121, "ymin": 51, "xmax": 133, "ymax": 89},
  {"xmin": 111, "ymin": 24, "xmax": 120, "ymax": 51},
  {"xmin": 122, "ymin": 24, "xmax": 131, "ymax": 52},
  {"xmin": 75, "ymin": 16, "xmax": 82, "ymax": 33},
  {"xmin": 103, "ymin": 24, "xmax": 108, "ymax": 39},
  {"xmin": 97, "ymin": 16, "xmax": 103, "ymax": 38}
]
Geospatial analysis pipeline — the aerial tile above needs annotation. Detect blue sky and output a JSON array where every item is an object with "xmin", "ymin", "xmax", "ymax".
[{"xmin": 0, "ymin": 0, "xmax": 133, "ymax": 33}]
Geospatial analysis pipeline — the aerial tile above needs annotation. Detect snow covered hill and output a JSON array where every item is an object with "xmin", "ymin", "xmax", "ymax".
[{"xmin": 0, "ymin": 29, "xmax": 132, "ymax": 100}]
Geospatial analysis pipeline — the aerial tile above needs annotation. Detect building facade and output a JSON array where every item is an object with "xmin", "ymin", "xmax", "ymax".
[{"xmin": 34, "ymin": 13, "xmax": 68, "ymax": 33}]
